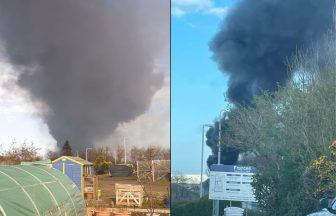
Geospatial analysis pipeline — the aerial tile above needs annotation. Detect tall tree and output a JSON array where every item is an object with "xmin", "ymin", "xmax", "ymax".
[
  {"xmin": 227, "ymin": 34, "xmax": 336, "ymax": 215},
  {"xmin": 61, "ymin": 140, "xmax": 73, "ymax": 156}
]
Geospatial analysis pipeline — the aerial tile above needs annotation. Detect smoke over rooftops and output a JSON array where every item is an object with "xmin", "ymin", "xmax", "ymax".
[{"xmin": 0, "ymin": 0, "xmax": 169, "ymax": 149}]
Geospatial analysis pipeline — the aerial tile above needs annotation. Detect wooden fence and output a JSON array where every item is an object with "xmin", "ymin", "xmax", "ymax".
[{"xmin": 115, "ymin": 183, "xmax": 144, "ymax": 207}]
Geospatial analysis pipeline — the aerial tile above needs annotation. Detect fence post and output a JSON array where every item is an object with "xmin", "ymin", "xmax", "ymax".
[
  {"xmin": 152, "ymin": 160, "xmax": 155, "ymax": 182},
  {"xmin": 137, "ymin": 161, "xmax": 139, "ymax": 179}
]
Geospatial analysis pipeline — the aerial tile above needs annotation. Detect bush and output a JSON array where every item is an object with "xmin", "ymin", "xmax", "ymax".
[
  {"xmin": 94, "ymin": 156, "xmax": 110, "ymax": 174},
  {"xmin": 171, "ymin": 196, "xmax": 241, "ymax": 216},
  {"xmin": 226, "ymin": 34, "xmax": 336, "ymax": 215}
]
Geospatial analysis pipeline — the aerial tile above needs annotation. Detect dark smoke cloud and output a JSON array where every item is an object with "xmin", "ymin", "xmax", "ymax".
[
  {"xmin": 206, "ymin": 120, "xmax": 239, "ymax": 167},
  {"xmin": 210, "ymin": 0, "xmax": 334, "ymax": 104},
  {"xmin": 206, "ymin": 108, "xmax": 241, "ymax": 166},
  {"xmin": 0, "ymin": 0, "xmax": 169, "ymax": 149},
  {"xmin": 207, "ymin": 0, "xmax": 334, "ymax": 167}
]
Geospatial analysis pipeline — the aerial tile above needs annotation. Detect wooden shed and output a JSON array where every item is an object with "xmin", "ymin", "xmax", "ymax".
[{"xmin": 52, "ymin": 156, "xmax": 96, "ymax": 199}]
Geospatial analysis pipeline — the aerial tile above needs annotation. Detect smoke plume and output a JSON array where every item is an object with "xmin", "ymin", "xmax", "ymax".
[
  {"xmin": 206, "ymin": 118, "xmax": 239, "ymax": 167},
  {"xmin": 0, "ymin": 0, "xmax": 169, "ymax": 149},
  {"xmin": 210, "ymin": 0, "xmax": 334, "ymax": 104},
  {"xmin": 207, "ymin": 0, "xmax": 334, "ymax": 166}
]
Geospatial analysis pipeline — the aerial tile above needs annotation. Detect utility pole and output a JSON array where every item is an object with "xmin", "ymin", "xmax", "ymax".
[
  {"xmin": 85, "ymin": 147, "xmax": 93, "ymax": 161},
  {"xmin": 213, "ymin": 110, "xmax": 227, "ymax": 216}
]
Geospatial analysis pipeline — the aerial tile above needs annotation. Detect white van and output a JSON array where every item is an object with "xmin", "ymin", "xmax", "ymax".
[{"xmin": 308, "ymin": 198, "xmax": 336, "ymax": 216}]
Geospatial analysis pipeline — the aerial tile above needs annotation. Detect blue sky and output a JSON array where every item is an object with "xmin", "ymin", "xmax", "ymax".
[{"xmin": 171, "ymin": 0, "xmax": 236, "ymax": 174}]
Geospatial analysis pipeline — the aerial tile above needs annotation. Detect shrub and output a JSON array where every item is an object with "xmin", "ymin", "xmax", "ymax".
[{"xmin": 94, "ymin": 156, "xmax": 111, "ymax": 174}]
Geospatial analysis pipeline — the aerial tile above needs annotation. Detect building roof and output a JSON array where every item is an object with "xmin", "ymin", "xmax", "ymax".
[
  {"xmin": 0, "ymin": 165, "xmax": 86, "ymax": 216},
  {"xmin": 52, "ymin": 156, "xmax": 93, "ymax": 166}
]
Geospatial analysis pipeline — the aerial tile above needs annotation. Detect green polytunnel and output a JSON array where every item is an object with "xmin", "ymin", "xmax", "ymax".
[{"xmin": 0, "ymin": 165, "xmax": 86, "ymax": 216}]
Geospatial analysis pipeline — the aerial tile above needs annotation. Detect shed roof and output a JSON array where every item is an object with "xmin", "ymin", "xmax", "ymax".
[
  {"xmin": 52, "ymin": 156, "xmax": 93, "ymax": 166},
  {"xmin": 0, "ymin": 165, "xmax": 86, "ymax": 216}
]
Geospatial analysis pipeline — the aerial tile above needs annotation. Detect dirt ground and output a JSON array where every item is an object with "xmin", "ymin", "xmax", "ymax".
[{"xmin": 88, "ymin": 174, "xmax": 170, "ymax": 209}]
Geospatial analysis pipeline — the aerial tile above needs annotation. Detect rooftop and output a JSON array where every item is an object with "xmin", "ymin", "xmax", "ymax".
[{"xmin": 52, "ymin": 156, "xmax": 93, "ymax": 166}]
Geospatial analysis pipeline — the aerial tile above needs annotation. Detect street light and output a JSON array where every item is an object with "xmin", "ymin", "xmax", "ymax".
[
  {"xmin": 200, "ymin": 124, "xmax": 212, "ymax": 198},
  {"xmin": 86, "ymin": 147, "xmax": 93, "ymax": 161},
  {"xmin": 213, "ymin": 109, "xmax": 229, "ymax": 216}
]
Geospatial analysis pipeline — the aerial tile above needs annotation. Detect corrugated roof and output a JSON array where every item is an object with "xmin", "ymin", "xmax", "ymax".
[{"xmin": 52, "ymin": 156, "xmax": 93, "ymax": 166}]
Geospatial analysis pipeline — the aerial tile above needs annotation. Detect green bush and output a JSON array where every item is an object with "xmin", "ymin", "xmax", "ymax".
[{"xmin": 94, "ymin": 156, "xmax": 110, "ymax": 174}]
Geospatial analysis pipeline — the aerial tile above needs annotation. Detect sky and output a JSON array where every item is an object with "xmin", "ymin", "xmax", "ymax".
[
  {"xmin": 0, "ymin": 1, "xmax": 169, "ymax": 156},
  {"xmin": 171, "ymin": 0, "xmax": 236, "ymax": 174}
]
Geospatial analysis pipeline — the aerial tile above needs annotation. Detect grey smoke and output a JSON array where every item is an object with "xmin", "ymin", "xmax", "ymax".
[
  {"xmin": 0, "ymin": 0, "xmax": 169, "ymax": 149},
  {"xmin": 210, "ymin": 0, "xmax": 334, "ymax": 104}
]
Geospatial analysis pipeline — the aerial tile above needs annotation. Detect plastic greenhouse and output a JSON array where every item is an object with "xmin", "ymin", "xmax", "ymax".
[{"xmin": 0, "ymin": 165, "xmax": 86, "ymax": 216}]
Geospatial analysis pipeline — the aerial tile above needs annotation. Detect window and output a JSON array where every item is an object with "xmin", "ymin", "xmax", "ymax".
[{"xmin": 331, "ymin": 199, "xmax": 336, "ymax": 210}]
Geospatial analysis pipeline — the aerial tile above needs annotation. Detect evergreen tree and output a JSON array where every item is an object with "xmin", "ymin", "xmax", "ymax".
[{"xmin": 61, "ymin": 140, "xmax": 73, "ymax": 156}]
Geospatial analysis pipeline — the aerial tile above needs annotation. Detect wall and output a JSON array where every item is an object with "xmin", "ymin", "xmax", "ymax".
[{"xmin": 52, "ymin": 159, "xmax": 82, "ymax": 190}]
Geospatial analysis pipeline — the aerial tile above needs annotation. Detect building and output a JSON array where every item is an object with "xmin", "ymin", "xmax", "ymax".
[{"xmin": 52, "ymin": 156, "xmax": 96, "ymax": 199}]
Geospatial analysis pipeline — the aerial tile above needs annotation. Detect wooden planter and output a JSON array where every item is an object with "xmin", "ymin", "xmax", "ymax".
[
  {"xmin": 113, "ymin": 213, "xmax": 131, "ymax": 216},
  {"xmin": 95, "ymin": 210, "xmax": 112, "ymax": 216},
  {"xmin": 113, "ymin": 210, "xmax": 131, "ymax": 216},
  {"xmin": 85, "ymin": 193, "xmax": 94, "ymax": 200},
  {"xmin": 90, "ymin": 208, "xmax": 112, "ymax": 216}
]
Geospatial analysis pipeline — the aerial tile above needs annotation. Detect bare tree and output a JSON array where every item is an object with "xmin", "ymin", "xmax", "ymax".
[
  {"xmin": 0, "ymin": 141, "xmax": 42, "ymax": 165},
  {"xmin": 116, "ymin": 144, "xmax": 125, "ymax": 164}
]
